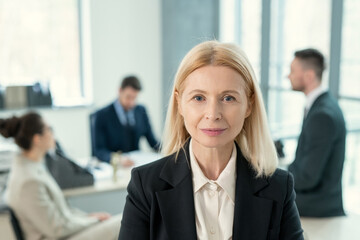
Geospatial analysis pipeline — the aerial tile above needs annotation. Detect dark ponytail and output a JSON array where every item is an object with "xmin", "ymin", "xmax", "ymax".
[
  {"xmin": 0, "ymin": 116, "xmax": 21, "ymax": 138},
  {"xmin": 0, "ymin": 112, "xmax": 44, "ymax": 150}
]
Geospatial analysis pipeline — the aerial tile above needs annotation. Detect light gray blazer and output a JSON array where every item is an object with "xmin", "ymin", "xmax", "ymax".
[{"xmin": 5, "ymin": 153, "xmax": 98, "ymax": 240}]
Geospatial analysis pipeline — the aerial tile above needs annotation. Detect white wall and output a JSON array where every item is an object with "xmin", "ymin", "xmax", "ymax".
[
  {"xmin": 0, "ymin": 0, "xmax": 162, "ymax": 158},
  {"xmin": 89, "ymin": 0, "xmax": 162, "ymax": 154}
]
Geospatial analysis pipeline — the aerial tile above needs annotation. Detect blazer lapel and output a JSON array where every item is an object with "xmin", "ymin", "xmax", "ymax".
[
  {"xmin": 156, "ymin": 144, "xmax": 197, "ymax": 240},
  {"xmin": 155, "ymin": 142, "xmax": 274, "ymax": 240},
  {"xmin": 110, "ymin": 104, "xmax": 125, "ymax": 129},
  {"xmin": 303, "ymin": 92, "xmax": 328, "ymax": 127},
  {"xmin": 233, "ymin": 145, "xmax": 274, "ymax": 240}
]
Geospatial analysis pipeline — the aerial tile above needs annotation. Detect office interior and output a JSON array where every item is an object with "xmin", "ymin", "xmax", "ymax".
[{"xmin": 0, "ymin": 0, "xmax": 360, "ymax": 239}]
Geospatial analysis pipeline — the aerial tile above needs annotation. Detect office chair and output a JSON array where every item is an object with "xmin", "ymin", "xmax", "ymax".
[
  {"xmin": 89, "ymin": 112, "xmax": 97, "ymax": 157},
  {"xmin": 8, "ymin": 207, "xmax": 24, "ymax": 240}
]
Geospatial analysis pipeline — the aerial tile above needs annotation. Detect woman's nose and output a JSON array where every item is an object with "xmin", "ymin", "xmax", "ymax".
[{"xmin": 204, "ymin": 100, "xmax": 222, "ymax": 120}]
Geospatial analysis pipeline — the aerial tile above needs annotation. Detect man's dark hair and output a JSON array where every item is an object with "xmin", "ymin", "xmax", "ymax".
[
  {"xmin": 295, "ymin": 48, "xmax": 325, "ymax": 80},
  {"xmin": 120, "ymin": 75, "xmax": 142, "ymax": 91}
]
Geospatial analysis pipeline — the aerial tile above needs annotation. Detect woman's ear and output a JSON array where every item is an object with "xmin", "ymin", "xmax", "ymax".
[
  {"xmin": 32, "ymin": 134, "xmax": 41, "ymax": 147},
  {"xmin": 245, "ymin": 94, "xmax": 254, "ymax": 118},
  {"xmin": 175, "ymin": 91, "xmax": 183, "ymax": 116}
]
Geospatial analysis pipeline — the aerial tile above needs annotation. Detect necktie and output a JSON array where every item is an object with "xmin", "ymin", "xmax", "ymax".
[{"xmin": 125, "ymin": 112, "xmax": 131, "ymax": 126}]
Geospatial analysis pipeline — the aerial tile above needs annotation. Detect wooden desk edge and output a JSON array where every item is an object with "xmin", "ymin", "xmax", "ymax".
[{"xmin": 63, "ymin": 169, "xmax": 132, "ymax": 197}]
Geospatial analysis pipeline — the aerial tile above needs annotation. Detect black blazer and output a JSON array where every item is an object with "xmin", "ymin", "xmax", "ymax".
[
  {"xmin": 119, "ymin": 142, "xmax": 304, "ymax": 240},
  {"xmin": 93, "ymin": 103, "xmax": 159, "ymax": 163},
  {"xmin": 289, "ymin": 92, "xmax": 346, "ymax": 217}
]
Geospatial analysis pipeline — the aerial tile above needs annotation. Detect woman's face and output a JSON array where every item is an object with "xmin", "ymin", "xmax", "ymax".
[
  {"xmin": 38, "ymin": 122, "xmax": 55, "ymax": 151},
  {"xmin": 178, "ymin": 65, "xmax": 251, "ymax": 150}
]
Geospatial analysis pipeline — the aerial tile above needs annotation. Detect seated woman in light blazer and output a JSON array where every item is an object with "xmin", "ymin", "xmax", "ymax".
[
  {"xmin": 0, "ymin": 112, "xmax": 121, "ymax": 240},
  {"xmin": 119, "ymin": 41, "xmax": 304, "ymax": 240}
]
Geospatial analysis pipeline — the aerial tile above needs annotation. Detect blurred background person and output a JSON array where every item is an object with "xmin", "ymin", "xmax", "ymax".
[
  {"xmin": 0, "ymin": 112, "xmax": 121, "ymax": 240},
  {"xmin": 287, "ymin": 49, "xmax": 346, "ymax": 217},
  {"xmin": 91, "ymin": 75, "xmax": 160, "ymax": 164}
]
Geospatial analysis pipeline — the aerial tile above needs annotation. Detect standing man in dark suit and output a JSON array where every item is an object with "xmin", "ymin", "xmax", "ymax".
[
  {"xmin": 288, "ymin": 49, "xmax": 347, "ymax": 217},
  {"xmin": 93, "ymin": 76, "xmax": 160, "ymax": 163}
]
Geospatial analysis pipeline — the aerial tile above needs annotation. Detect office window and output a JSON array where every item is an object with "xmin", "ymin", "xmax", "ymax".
[
  {"xmin": 221, "ymin": 0, "xmax": 360, "ymax": 214},
  {"xmin": 0, "ymin": 0, "xmax": 87, "ymax": 107},
  {"xmin": 220, "ymin": 0, "xmax": 261, "ymax": 80},
  {"xmin": 339, "ymin": 0, "xmax": 360, "ymax": 213},
  {"xmin": 340, "ymin": 0, "xmax": 360, "ymax": 99},
  {"xmin": 268, "ymin": 0, "xmax": 331, "ymax": 143},
  {"xmin": 339, "ymin": 0, "xmax": 360, "ymax": 136}
]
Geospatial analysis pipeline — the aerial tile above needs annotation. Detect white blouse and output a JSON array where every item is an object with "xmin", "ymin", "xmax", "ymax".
[{"xmin": 189, "ymin": 140, "xmax": 237, "ymax": 240}]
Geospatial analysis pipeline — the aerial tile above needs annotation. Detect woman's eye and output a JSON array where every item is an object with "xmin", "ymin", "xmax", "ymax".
[
  {"xmin": 194, "ymin": 96, "xmax": 204, "ymax": 101},
  {"xmin": 223, "ymin": 96, "xmax": 235, "ymax": 102}
]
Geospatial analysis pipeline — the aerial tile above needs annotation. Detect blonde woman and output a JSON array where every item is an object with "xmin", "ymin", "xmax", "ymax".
[
  {"xmin": 1, "ymin": 112, "xmax": 121, "ymax": 240},
  {"xmin": 119, "ymin": 41, "xmax": 304, "ymax": 240}
]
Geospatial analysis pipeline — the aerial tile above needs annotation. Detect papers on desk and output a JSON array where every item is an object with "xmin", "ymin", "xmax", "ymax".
[
  {"xmin": 123, "ymin": 150, "xmax": 162, "ymax": 166},
  {"xmin": 88, "ymin": 162, "xmax": 115, "ymax": 181},
  {"xmin": 0, "ymin": 138, "xmax": 17, "ymax": 152},
  {"xmin": 0, "ymin": 151, "xmax": 15, "ymax": 173},
  {"xmin": 88, "ymin": 151, "xmax": 162, "ymax": 181},
  {"xmin": 0, "ymin": 139, "xmax": 18, "ymax": 172}
]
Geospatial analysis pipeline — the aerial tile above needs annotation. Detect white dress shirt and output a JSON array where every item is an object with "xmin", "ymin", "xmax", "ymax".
[
  {"xmin": 189, "ymin": 140, "xmax": 236, "ymax": 240},
  {"xmin": 113, "ymin": 100, "xmax": 136, "ymax": 126},
  {"xmin": 304, "ymin": 86, "xmax": 326, "ymax": 118}
]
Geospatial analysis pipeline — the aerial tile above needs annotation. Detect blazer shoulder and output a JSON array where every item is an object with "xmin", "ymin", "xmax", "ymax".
[
  {"xmin": 268, "ymin": 168, "xmax": 291, "ymax": 186},
  {"xmin": 307, "ymin": 105, "xmax": 344, "ymax": 133},
  {"xmin": 134, "ymin": 104, "xmax": 147, "ymax": 113},
  {"xmin": 95, "ymin": 103, "xmax": 116, "ymax": 121},
  {"xmin": 133, "ymin": 154, "xmax": 171, "ymax": 178},
  {"xmin": 13, "ymin": 159, "xmax": 43, "ymax": 183},
  {"xmin": 128, "ymin": 155, "xmax": 175, "ymax": 199},
  {"xmin": 262, "ymin": 169, "xmax": 293, "ymax": 203},
  {"xmin": 313, "ymin": 93, "xmax": 342, "ymax": 115},
  {"xmin": 132, "ymin": 154, "xmax": 173, "ymax": 180},
  {"xmin": 97, "ymin": 103, "xmax": 114, "ymax": 114}
]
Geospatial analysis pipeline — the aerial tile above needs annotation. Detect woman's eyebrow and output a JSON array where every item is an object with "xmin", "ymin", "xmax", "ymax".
[
  {"xmin": 186, "ymin": 89, "xmax": 241, "ymax": 95},
  {"xmin": 187, "ymin": 89, "xmax": 207, "ymax": 95},
  {"xmin": 221, "ymin": 90, "xmax": 241, "ymax": 95}
]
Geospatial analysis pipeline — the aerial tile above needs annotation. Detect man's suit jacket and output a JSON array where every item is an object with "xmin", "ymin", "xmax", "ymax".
[
  {"xmin": 119, "ymin": 142, "xmax": 304, "ymax": 240},
  {"xmin": 289, "ymin": 92, "xmax": 346, "ymax": 217},
  {"xmin": 93, "ymin": 103, "xmax": 159, "ymax": 163}
]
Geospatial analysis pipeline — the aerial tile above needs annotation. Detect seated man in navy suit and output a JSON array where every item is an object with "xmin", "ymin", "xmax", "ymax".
[{"xmin": 92, "ymin": 76, "xmax": 160, "ymax": 163}]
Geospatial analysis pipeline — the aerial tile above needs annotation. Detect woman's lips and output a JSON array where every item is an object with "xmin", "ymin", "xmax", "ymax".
[{"xmin": 200, "ymin": 128, "xmax": 226, "ymax": 136}]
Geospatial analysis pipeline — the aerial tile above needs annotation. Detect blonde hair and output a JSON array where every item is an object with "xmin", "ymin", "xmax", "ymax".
[{"xmin": 161, "ymin": 40, "xmax": 278, "ymax": 177}]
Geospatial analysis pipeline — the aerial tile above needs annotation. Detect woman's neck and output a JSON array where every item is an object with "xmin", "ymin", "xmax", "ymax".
[
  {"xmin": 23, "ymin": 149, "xmax": 45, "ymax": 162},
  {"xmin": 192, "ymin": 140, "xmax": 233, "ymax": 180}
]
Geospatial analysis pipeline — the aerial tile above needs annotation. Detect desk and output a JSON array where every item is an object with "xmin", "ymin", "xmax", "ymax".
[
  {"xmin": 64, "ymin": 151, "xmax": 162, "ymax": 215},
  {"xmin": 63, "ymin": 167, "xmax": 131, "ymax": 197},
  {"xmin": 0, "ymin": 151, "xmax": 160, "ymax": 240},
  {"xmin": 301, "ymin": 214, "xmax": 360, "ymax": 240},
  {"xmin": 0, "ymin": 140, "xmax": 17, "ymax": 173},
  {"xmin": 63, "ymin": 168, "xmax": 131, "ymax": 215}
]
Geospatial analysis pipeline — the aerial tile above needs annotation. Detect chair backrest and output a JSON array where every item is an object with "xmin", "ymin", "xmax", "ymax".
[
  {"xmin": 89, "ymin": 112, "xmax": 97, "ymax": 157},
  {"xmin": 8, "ymin": 208, "xmax": 24, "ymax": 240}
]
